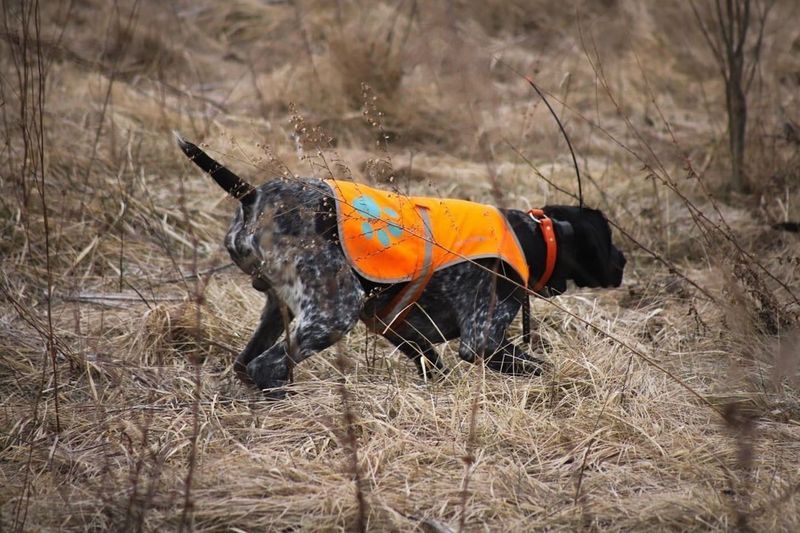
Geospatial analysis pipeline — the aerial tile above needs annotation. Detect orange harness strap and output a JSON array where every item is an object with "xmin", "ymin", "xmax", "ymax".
[
  {"xmin": 528, "ymin": 209, "xmax": 558, "ymax": 293},
  {"xmin": 522, "ymin": 209, "xmax": 557, "ymax": 346},
  {"xmin": 375, "ymin": 267, "xmax": 436, "ymax": 334},
  {"xmin": 374, "ymin": 206, "xmax": 436, "ymax": 333}
]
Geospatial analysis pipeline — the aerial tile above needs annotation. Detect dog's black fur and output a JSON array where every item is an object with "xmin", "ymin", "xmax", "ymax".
[{"xmin": 176, "ymin": 135, "xmax": 626, "ymax": 397}]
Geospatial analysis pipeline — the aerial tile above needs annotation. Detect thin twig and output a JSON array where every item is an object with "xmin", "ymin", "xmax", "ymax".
[{"xmin": 335, "ymin": 343, "xmax": 368, "ymax": 532}]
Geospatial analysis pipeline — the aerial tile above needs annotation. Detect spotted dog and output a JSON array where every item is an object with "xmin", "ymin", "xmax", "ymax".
[{"xmin": 176, "ymin": 135, "xmax": 626, "ymax": 398}]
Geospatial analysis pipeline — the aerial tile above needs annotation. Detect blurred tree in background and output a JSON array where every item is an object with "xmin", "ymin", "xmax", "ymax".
[{"xmin": 691, "ymin": 0, "xmax": 776, "ymax": 192}]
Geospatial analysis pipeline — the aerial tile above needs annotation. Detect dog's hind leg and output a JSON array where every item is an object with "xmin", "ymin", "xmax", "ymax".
[
  {"xmin": 234, "ymin": 289, "xmax": 290, "ymax": 384},
  {"xmin": 246, "ymin": 299, "xmax": 362, "ymax": 398},
  {"xmin": 246, "ymin": 252, "xmax": 365, "ymax": 398}
]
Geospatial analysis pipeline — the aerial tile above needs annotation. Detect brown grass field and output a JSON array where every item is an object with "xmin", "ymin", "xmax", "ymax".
[{"xmin": 2, "ymin": 0, "xmax": 800, "ymax": 530}]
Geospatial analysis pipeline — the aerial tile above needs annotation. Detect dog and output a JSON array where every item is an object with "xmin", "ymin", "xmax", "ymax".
[{"xmin": 176, "ymin": 134, "xmax": 626, "ymax": 397}]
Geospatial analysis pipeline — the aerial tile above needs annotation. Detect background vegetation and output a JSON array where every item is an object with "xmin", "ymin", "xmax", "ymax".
[{"xmin": 1, "ymin": 0, "xmax": 799, "ymax": 530}]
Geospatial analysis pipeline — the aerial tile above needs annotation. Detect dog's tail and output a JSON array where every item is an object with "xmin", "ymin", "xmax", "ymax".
[{"xmin": 174, "ymin": 132, "xmax": 256, "ymax": 203}]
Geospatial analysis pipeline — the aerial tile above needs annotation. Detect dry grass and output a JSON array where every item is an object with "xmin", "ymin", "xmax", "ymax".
[{"xmin": 2, "ymin": 0, "xmax": 800, "ymax": 530}]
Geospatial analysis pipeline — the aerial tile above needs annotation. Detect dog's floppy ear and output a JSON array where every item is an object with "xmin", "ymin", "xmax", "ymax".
[
  {"xmin": 174, "ymin": 132, "xmax": 256, "ymax": 203},
  {"xmin": 543, "ymin": 205, "xmax": 625, "ymax": 288}
]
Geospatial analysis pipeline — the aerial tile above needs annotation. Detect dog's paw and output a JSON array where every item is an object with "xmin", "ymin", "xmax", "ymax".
[
  {"xmin": 260, "ymin": 385, "xmax": 289, "ymax": 401},
  {"xmin": 233, "ymin": 360, "xmax": 255, "ymax": 386},
  {"xmin": 246, "ymin": 355, "xmax": 290, "ymax": 398},
  {"xmin": 485, "ymin": 352, "xmax": 546, "ymax": 376}
]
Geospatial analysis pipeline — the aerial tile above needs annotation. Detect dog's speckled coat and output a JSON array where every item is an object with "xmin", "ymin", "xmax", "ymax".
[{"xmin": 177, "ymin": 136, "xmax": 626, "ymax": 397}]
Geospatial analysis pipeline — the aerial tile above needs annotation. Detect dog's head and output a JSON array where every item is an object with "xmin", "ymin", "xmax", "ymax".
[{"xmin": 543, "ymin": 205, "xmax": 626, "ymax": 289}]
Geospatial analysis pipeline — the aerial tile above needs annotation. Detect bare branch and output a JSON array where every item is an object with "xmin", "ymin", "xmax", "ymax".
[
  {"xmin": 689, "ymin": 0, "xmax": 728, "ymax": 80},
  {"xmin": 745, "ymin": 0, "xmax": 776, "ymax": 92},
  {"xmin": 735, "ymin": 0, "xmax": 751, "ymax": 57}
]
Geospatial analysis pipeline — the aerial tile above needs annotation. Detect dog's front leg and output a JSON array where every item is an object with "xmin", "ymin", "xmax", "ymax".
[
  {"xmin": 482, "ymin": 338, "xmax": 545, "ymax": 375},
  {"xmin": 456, "ymin": 282, "xmax": 545, "ymax": 375},
  {"xmin": 459, "ymin": 331, "xmax": 545, "ymax": 375}
]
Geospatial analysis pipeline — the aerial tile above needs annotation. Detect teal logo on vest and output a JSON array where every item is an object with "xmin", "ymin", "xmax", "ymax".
[{"xmin": 352, "ymin": 195, "xmax": 403, "ymax": 248}]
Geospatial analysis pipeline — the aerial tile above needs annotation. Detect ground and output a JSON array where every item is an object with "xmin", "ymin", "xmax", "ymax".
[{"xmin": 1, "ymin": 0, "xmax": 799, "ymax": 531}]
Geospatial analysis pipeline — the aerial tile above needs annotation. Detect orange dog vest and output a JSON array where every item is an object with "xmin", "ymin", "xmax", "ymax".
[{"xmin": 324, "ymin": 179, "xmax": 529, "ymax": 327}]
